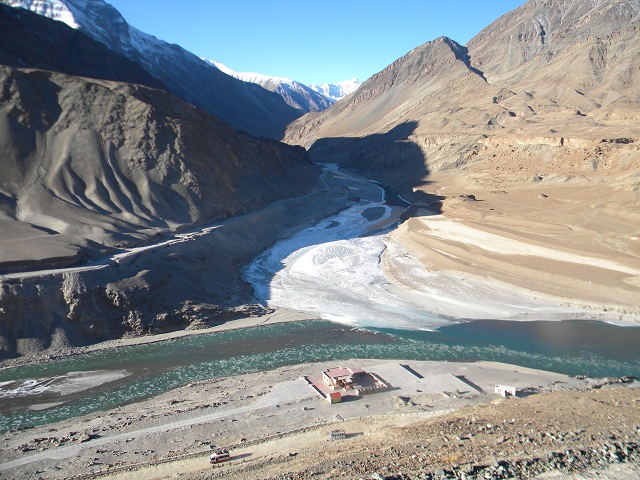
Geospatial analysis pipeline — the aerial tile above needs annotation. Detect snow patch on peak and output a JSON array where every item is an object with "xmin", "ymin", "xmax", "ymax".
[
  {"xmin": 310, "ymin": 78, "xmax": 361, "ymax": 102},
  {"xmin": 336, "ymin": 78, "xmax": 362, "ymax": 91},
  {"xmin": 208, "ymin": 61, "xmax": 294, "ymax": 87},
  {"xmin": 5, "ymin": 0, "xmax": 139, "ymax": 57},
  {"xmin": 207, "ymin": 60, "xmax": 333, "ymax": 113},
  {"xmin": 209, "ymin": 60, "xmax": 235, "ymax": 77},
  {"xmin": 4, "ymin": 0, "xmax": 79, "ymax": 28}
]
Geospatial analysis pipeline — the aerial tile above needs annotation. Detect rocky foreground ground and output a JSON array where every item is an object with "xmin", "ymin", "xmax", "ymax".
[
  {"xmin": 205, "ymin": 385, "xmax": 640, "ymax": 480},
  {"xmin": 2, "ymin": 360, "xmax": 639, "ymax": 480}
]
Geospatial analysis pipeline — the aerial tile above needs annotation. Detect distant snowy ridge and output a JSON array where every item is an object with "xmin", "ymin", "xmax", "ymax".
[
  {"xmin": 310, "ymin": 78, "xmax": 361, "ymax": 102},
  {"xmin": 211, "ymin": 61, "xmax": 291, "ymax": 86},
  {"xmin": 3, "ymin": 0, "xmax": 301, "ymax": 138},
  {"xmin": 209, "ymin": 61, "xmax": 332, "ymax": 113}
]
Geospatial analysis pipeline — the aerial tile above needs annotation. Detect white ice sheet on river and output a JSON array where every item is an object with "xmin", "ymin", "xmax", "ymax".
[
  {"xmin": 0, "ymin": 370, "xmax": 130, "ymax": 398},
  {"xmin": 244, "ymin": 176, "xmax": 451, "ymax": 331}
]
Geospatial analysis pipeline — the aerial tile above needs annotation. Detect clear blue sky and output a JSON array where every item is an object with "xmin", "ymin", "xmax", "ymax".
[{"xmin": 107, "ymin": 1, "xmax": 526, "ymax": 86}]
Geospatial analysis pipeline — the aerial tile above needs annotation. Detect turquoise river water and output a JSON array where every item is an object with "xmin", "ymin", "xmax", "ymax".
[{"xmin": 1, "ymin": 318, "xmax": 639, "ymax": 433}]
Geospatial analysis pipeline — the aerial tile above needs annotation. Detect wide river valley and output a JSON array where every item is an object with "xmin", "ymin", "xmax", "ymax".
[{"xmin": 1, "ymin": 166, "xmax": 639, "ymax": 432}]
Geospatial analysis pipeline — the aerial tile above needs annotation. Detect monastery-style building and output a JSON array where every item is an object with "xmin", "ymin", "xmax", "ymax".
[{"xmin": 303, "ymin": 366, "xmax": 388, "ymax": 403}]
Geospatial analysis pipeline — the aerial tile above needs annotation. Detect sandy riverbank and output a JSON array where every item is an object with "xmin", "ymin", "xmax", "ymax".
[
  {"xmin": 1, "ymin": 358, "xmax": 637, "ymax": 479},
  {"xmin": 383, "ymin": 174, "xmax": 640, "ymax": 324},
  {"xmin": 83, "ymin": 308, "xmax": 317, "ymax": 353}
]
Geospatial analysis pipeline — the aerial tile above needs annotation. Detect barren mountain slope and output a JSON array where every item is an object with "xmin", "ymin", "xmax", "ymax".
[
  {"xmin": 468, "ymin": 0, "xmax": 640, "ymax": 80},
  {"xmin": 0, "ymin": 64, "xmax": 333, "ymax": 359},
  {"xmin": 286, "ymin": 0, "xmax": 640, "ymax": 151},
  {"xmin": 0, "ymin": 1, "xmax": 328, "ymax": 359},
  {"xmin": 0, "ymin": 65, "xmax": 318, "ymax": 270},
  {"xmin": 465, "ymin": 0, "xmax": 640, "ymax": 135},
  {"xmin": 284, "ymin": 0, "xmax": 640, "ymax": 318},
  {"xmin": 285, "ymin": 36, "xmax": 499, "ymax": 147}
]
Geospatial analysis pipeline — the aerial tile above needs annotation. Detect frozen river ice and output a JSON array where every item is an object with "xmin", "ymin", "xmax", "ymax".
[{"xmin": 244, "ymin": 165, "xmax": 455, "ymax": 330}]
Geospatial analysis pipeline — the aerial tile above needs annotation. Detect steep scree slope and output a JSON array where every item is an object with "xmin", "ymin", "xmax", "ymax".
[{"xmin": 284, "ymin": 0, "xmax": 640, "ymax": 193}]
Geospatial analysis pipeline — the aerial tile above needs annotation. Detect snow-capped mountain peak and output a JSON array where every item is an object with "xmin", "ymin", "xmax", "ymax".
[
  {"xmin": 211, "ymin": 61, "xmax": 293, "ymax": 87},
  {"xmin": 208, "ymin": 61, "xmax": 333, "ymax": 113},
  {"xmin": 5, "ymin": 0, "xmax": 148, "ymax": 59},
  {"xmin": 310, "ymin": 78, "xmax": 361, "ymax": 102},
  {"xmin": 4, "ymin": 0, "xmax": 78, "ymax": 27}
]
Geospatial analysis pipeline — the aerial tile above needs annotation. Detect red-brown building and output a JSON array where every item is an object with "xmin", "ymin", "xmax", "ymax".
[{"xmin": 304, "ymin": 366, "xmax": 388, "ymax": 403}]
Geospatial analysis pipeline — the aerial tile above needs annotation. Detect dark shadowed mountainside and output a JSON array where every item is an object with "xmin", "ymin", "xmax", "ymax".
[
  {"xmin": 2, "ymin": 0, "xmax": 302, "ymax": 138},
  {"xmin": 0, "ymin": 4, "xmax": 166, "ymax": 90},
  {"xmin": 0, "ymin": 65, "xmax": 318, "ymax": 270},
  {"xmin": 0, "ymin": 64, "xmax": 329, "ymax": 358},
  {"xmin": 0, "ymin": 0, "xmax": 327, "ymax": 358}
]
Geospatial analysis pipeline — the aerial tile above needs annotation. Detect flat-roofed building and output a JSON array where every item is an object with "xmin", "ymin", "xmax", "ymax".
[
  {"xmin": 304, "ymin": 366, "xmax": 388, "ymax": 403},
  {"xmin": 322, "ymin": 366, "xmax": 366, "ymax": 390}
]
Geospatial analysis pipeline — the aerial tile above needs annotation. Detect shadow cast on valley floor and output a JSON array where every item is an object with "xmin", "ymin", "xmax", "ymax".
[{"xmin": 308, "ymin": 121, "xmax": 443, "ymax": 216}]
